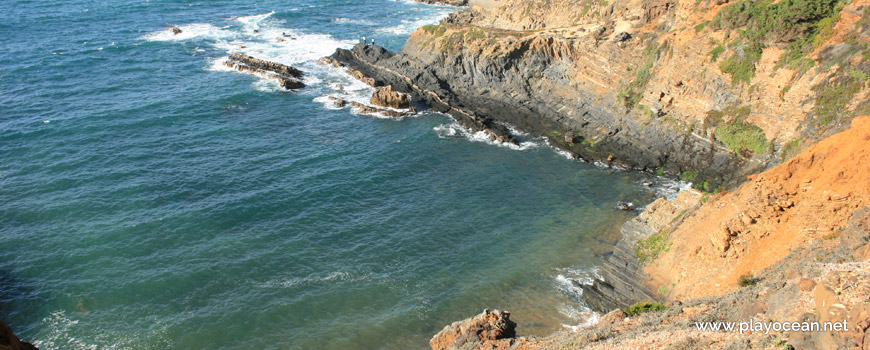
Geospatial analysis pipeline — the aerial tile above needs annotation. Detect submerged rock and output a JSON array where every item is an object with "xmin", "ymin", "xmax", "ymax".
[
  {"xmin": 370, "ymin": 85, "xmax": 410, "ymax": 109},
  {"xmin": 430, "ymin": 309, "xmax": 516, "ymax": 350},
  {"xmin": 224, "ymin": 53, "xmax": 305, "ymax": 90},
  {"xmin": 168, "ymin": 26, "xmax": 182, "ymax": 35},
  {"xmin": 615, "ymin": 201, "xmax": 635, "ymax": 211}
]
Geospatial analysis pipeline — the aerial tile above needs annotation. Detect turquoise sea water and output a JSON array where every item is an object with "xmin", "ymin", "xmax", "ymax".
[{"xmin": 0, "ymin": 1, "xmax": 683, "ymax": 349}]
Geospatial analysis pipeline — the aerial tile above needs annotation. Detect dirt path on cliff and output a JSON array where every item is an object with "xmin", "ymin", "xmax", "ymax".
[{"xmin": 645, "ymin": 116, "xmax": 870, "ymax": 299}]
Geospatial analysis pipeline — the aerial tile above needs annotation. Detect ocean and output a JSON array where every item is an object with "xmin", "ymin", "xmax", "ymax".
[{"xmin": 0, "ymin": 1, "xmax": 684, "ymax": 349}]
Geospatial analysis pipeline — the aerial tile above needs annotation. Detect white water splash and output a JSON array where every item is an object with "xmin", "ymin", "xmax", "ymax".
[{"xmin": 433, "ymin": 121, "xmax": 542, "ymax": 151}]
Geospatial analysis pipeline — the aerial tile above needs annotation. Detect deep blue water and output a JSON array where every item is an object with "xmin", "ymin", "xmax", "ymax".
[{"xmin": 0, "ymin": 1, "xmax": 680, "ymax": 349}]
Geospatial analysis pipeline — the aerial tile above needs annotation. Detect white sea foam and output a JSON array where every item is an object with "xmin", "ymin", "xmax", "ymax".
[
  {"xmin": 377, "ymin": 14, "xmax": 453, "ymax": 35},
  {"xmin": 141, "ymin": 23, "xmax": 238, "ymax": 42},
  {"xmin": 258, "ymin": 271, "xmax": 355, "ymax": 288},
  {"xmin": 433, "ymin": 121, "xmax": 541, "ymax": 151},
  {"xmin": 552, "ymin": 267, "xmax": 603, "ymax": 331},
  {"xmin": 143, "ymin": 12, "xmax": 356, "ymax": 91},
  {"xmin": 332, "ymin": 17, "xmax": 377, "ymax": 26}
]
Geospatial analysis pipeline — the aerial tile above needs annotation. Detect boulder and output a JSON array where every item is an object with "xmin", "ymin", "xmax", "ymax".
[
  {"xmin": 370, "ymin": 85, "xmax": 410, "ymax": 109},
  {"xmin": 430, "ymin": 310, "xmax": 516, "ymax": 350}
]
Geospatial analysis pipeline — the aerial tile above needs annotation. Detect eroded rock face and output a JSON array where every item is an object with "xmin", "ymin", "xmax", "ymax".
[
  {"xmin": 430, "ymin": 310, "xmax": 517, "ymax": 350},
  {"xmin": 370, "ymin": 85, "xmax": 410, "ymax": 109},
  {"xmin": 0, "ymin": 321, "xmax": 38, "ymax": 350},
  {"xmin": 224, "ymin": 53, "xmax": 305, "ymax": 90}
]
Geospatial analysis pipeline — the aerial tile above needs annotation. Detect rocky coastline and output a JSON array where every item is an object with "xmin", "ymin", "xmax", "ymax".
[{"xmin": 323, "ymin": 0, "xmax": 870, "ymax": 348}]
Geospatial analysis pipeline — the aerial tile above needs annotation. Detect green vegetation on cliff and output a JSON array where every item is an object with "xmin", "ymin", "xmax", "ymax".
[
  {"xmin": 711, "ymin": 0, "xmax": 843, "ymax": 83},
  {"xmin": 635, "ymin": 229, "xmax": 670, "ymax": 265},
  {"xmin": 624, "ymin": 301, "xmax": 667, "ymax": 316}
]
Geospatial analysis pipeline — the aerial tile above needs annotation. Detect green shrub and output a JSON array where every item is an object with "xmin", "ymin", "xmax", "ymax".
[
  {"xmin": 681, "ymin": 169, "xmax": 699, "ymax": 182},
  {"xmin": 710, "ymin": 0, "xmax": 843, "ymax": 80},
  {"xmin": 738, "ymin": 274, "xmax": 757, "ymax": 287},
  {"xmin": 781, "ymin": 138, "xmax": 802, "ymax": 160},
  {"xmin": 719, "ymin": 46, "xmax": 761, "ymax": 85},
  {"xmin": 814, "ymin": 71, "xmax": 864, "ymax": 126},
  {"xmin": 624, "ymin": 301, "xmax": 667, "ymax": 316},
  {"xmin": 619, "ymin": 42, "xmax": 663, "ymax": 108},
  {"xmin": 714, "ymin": 119, "xmax": 769, "ymax": 155},
  {"xmin": 709, "ymin": 45, "xmax": 725, "ymax": 62},
  {"xmin": 636, "ymin": 230, "xmax": 670, "ymax": 265}
]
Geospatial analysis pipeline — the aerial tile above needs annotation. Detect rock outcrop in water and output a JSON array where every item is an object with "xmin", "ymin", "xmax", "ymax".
[
  {"xmin": 0, "ymin": 321, "xmax": 38, "ymax": 350},
  {"xmin": 224, "ymin": 53, "xmax": 305, "ymax": 90},
  {"xmin": 370, "ymin": 85, "xmax": 411, "ymax": 109}
]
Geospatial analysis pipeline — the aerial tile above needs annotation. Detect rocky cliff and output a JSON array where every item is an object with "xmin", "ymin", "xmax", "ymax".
[
  {"xmin": 324, "ymin": 0, "xmax": 870, "ymax": 348},
  {"xmin": 426, "ymin": 117, "xmax": 870, "ymax": 350},
  {"xmin": 331, "ymin": 0, "xmax": 870, "ymax": 190}
]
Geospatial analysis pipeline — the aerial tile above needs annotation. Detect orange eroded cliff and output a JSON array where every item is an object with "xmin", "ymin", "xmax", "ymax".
[{"xmin": 645, "ymin": 116, "xmax": 870, "ymax": 299}]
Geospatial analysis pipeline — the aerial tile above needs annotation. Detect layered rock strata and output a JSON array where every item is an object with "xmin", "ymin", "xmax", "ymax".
[{"xmin": 224, "ymin": 53, "xmax": 305, "ymax": 90}]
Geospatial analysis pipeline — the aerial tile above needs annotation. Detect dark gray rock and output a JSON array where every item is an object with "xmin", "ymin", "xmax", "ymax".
[
  {"xmin": 225, "ymin": 53, "xmax": 305, "ymax": 90},
  {"xmin": 329, "ymin": 42, "xmax": 761, "ymax": 188}
]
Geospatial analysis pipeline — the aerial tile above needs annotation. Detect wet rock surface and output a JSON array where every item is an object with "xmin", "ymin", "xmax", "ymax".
[{"xmin": 225, "ymin": 53, "xmax": 305, "ymax": 90}]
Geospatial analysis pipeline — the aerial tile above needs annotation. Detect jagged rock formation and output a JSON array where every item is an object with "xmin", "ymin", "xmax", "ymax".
[
  {"xmin": 330, "ymin": 37, "xmax": 754, "ymax": 189},
  {"xmin": 330, "ymin": 0, "xmax": 870, "ymax": 189},
  {"xmin": 327, "ymin": 97, "xmax": 417, "ymax": 118},
  {"xmin": 330, "ymin": 44, "xmax": 519, "ymax": 145},
  {"xmin": 580, "ymin": 190, "xmax": 702, "ymax": 312},
  {"xmin": 224, "ymin": 53, "xmax": 305, "ymax": 90},
  {"xmin": 0, "ymin": 321, "xmax": 38, "ymax": 350},
  {"xmin": 370, "ymin": 85, "xmax": 411, "ymax": 108},
  {"xmin": 430, "ymin": 310, "xmax": 517, "ymax": 350}
]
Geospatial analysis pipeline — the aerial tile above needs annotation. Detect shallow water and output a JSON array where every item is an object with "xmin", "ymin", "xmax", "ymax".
[{"xmin": 0, "ymin": 1, "xmax": 680, "ymax": 349}]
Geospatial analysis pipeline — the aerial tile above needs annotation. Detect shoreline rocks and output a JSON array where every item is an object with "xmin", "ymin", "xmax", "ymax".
[
  {"xmin": 327, "ymin": 97, "xmax": 417, "ymax": 118},
  {"xmin": 224, "ymin": 53, "xmax": 305, "ymax": 90},
  {"xmin": 430, "ymin": 310, "xmax": 517, "ymax": 350},
  {"xmin": 327, "ymin": 39, "xmax": 756, "ymax": 187},
  {"xmin": 371, "ymin": 85, "xmax": 411, "ymax": 109}
]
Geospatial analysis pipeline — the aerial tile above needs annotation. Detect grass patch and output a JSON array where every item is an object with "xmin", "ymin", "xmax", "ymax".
[
  {"xmin": 695, "ymin": 21, "xmax": 708, "ymax": 32},
  {"xmin": 636, "ymin": 229, "xmax": 670, "ymax": 265},
  {"xmin": 681, "ymin": 169, "xmax": 699, "ymax": 182},
  {"xmin": 715, "ymin": 119, "xmax": 769, "ymax": 155},
  {"xmin": 813, "ymin": 68, "xmax": 865, "ymax": 127},
  {"xmin": 624, "ymin": 301, "xmax": 667, "ymax": 316},
  {"xmin": 709, "ymin": 45, "xmax": 725, "ymax": 62}
]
